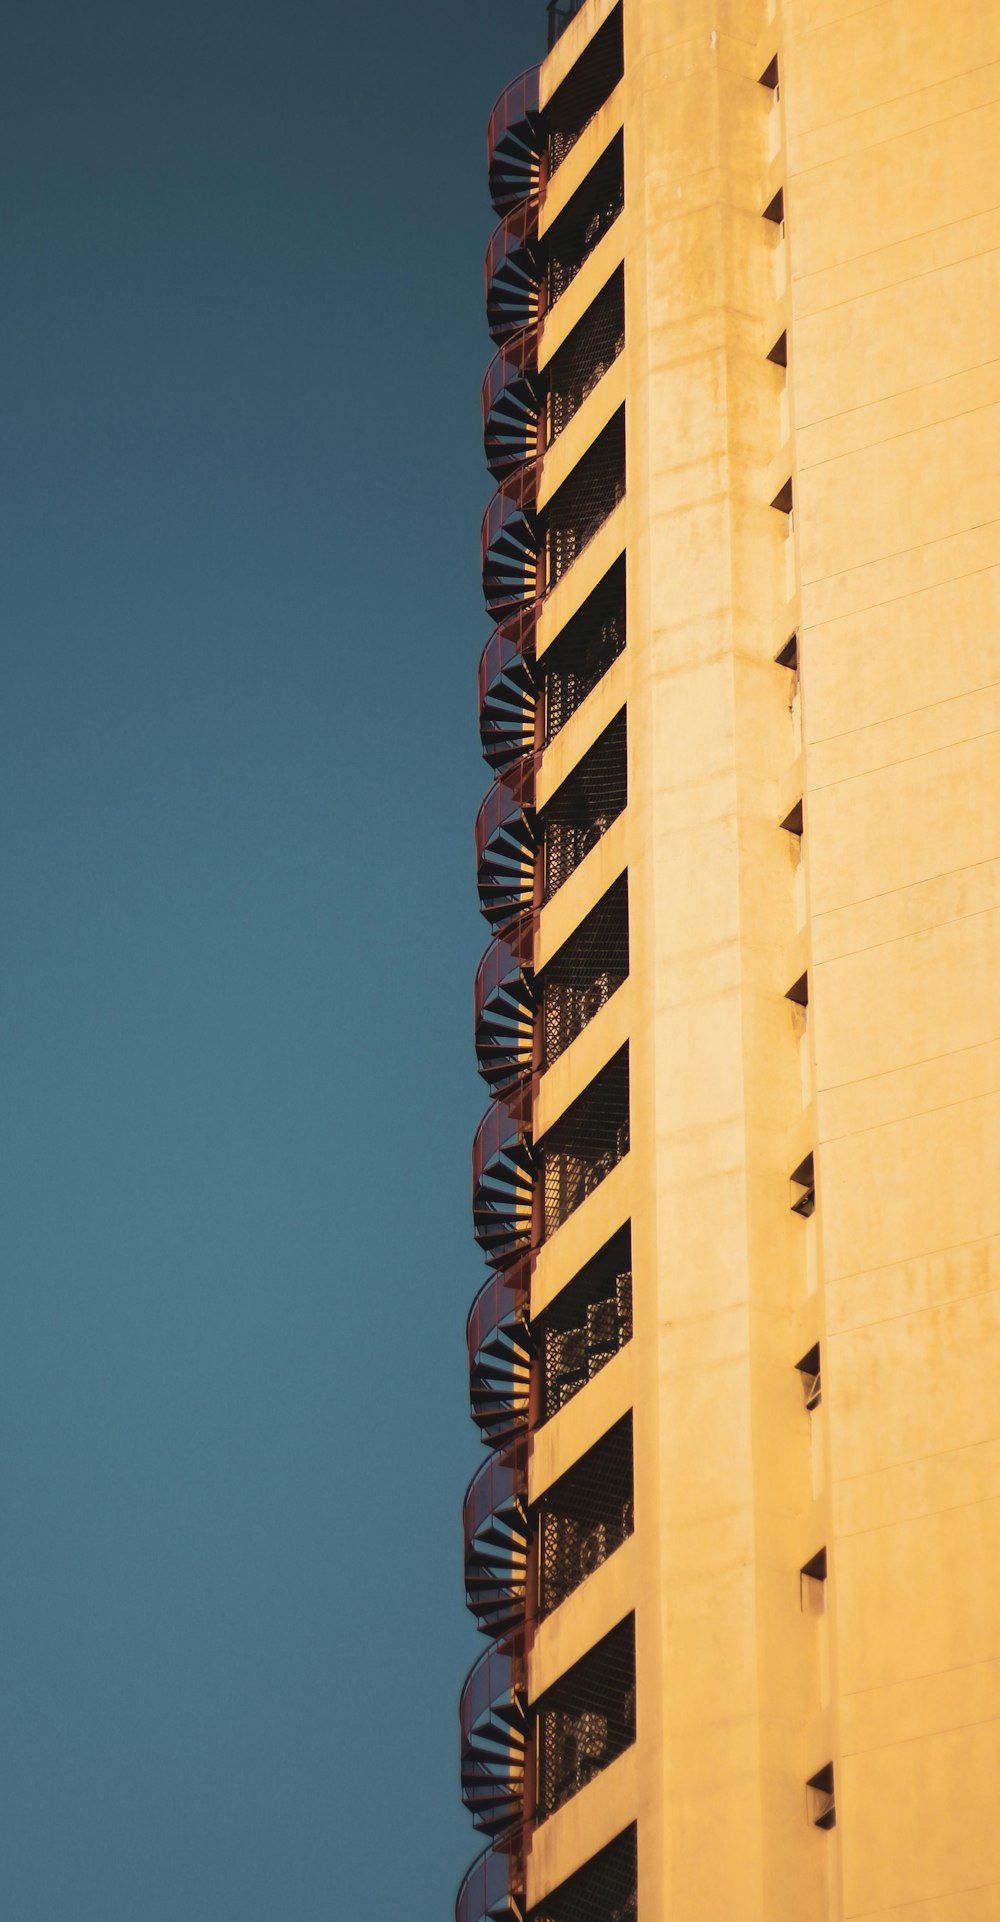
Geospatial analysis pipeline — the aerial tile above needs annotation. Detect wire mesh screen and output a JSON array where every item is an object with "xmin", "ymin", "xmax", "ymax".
[
  {"xmin": 530, "ymin": 1825, "xmax": 636, "ymax": 1922},
  {"xmin": 539, "ymin": 1046, "xmax": 629, "ymax": 1241},
  {"xmin": 537, "ymin": 1414, "xmax": 633, "ymax": 1617},
  {"xmin": 547, "ymin": 9, "xmax": 624, "ymax": 173},
  {"xmin": 542, "ymin": 707, "xmax": 626, "ymax": 902},
  {"xmin": 543, "ymin": 555, "xmax": 625, "ymax": 743},
  {"xmin": 547, "ymin": 134, "xmax": 624, "ymax": 308},
  {"xmin": 548, "ymin": 268, "xmax": 625, "ymax": 443},
  {"xmin": 535, "ymin": 1615, "xmax": 636, "ymax": 1820},
  {"xmin": 536, "ymin": 1223, "xmax": 632, "ymax": 1423},
  {"xmin": 539, "ymin": 872, "xmax": 628, "ymax": 1070},
  {"xmin": 546, "ymin": 407, "xmax": 625, "ymax": 589}
]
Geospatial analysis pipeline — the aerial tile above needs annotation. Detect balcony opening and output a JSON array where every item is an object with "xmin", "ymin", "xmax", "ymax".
[
  {"xmin": 790, "ymin": 1152, "xmax": 815, "ymax": 1216},
  {"xmin": 539, "ymin": 1045, "xmax": 629, "ymax": 1240},
  {"xmin": 542, "ymin": 707, "xmax": 626, "ymax": 900},
  {"xmin": 807, "ymin": 1762, "xmax": 836, "ymax": 1830},
  {"xmin": 800, "ymin": 1547, "xmax": 828, "ymax": 1613},
  {"xmin": 529, "ymin": 1824, "xmax": 637, "ymax": 1922},
  {"xmin": 772, "ymin": 477, "xmax": 793, "ymax": 515},
  {"xmin": 786, "ymin": 971, "xmax": 808, "ymax": 1008},
  {"xmin": 768, "ymin": 329, "xmax": 788, "ymax": 367},
  {"xmin": 536, "ymin": 1222, "xmax": 632, "ymax": 1421},
  {"xmin": 764, "ymin": 186, "xmax": 784, "ymax": 225},
  {"xmin": 775, "ymin": 631, "xmax": 798, "ymax": 670},
  {"xmin": 780, "ymin": 797, "xmax": 803, "ymax": 836},
  {"xmin": 759, "ymin": 53, "xmax": 779, "ymax": 91},
  {"xmin": 539, "ymin": 872, "xmax": 628, "ymax": 1069},
  {"xmin": 537, "ymin": 1414, "xmax": 634, "ymax": 1616},
  {"xmin": 548, "ymin": 266, "xmax": 625, "ymax": 443},
  {"xmin": 546, "ymin": 406, "xmax": 625, "ymax": 588},
  {"xmin": 547, "ymin": 132, "xmax": 624, "ymax": 308},
  {"xmin": 548, "ymin": 8, "xmax": 623, "ymax": 173},
  {"xmin": 536, "ymin": 1615, "xmax": 636, "ymax": 1820},
  {"xmin": 543, "ymin": 554, "xmax": 625, "ymax": 742},
  {"xmin": 796, "ymin": 1342, "xmax": 822, "ymax": 1410}
]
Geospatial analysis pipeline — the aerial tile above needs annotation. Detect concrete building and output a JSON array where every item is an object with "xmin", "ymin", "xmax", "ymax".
[{"xmin": 461, "ymin": 4, "xmax": 1000, "ymax": 1920}]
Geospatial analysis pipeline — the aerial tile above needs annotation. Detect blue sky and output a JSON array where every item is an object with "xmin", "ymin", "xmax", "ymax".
[{"xmin": 0, "ymin": 2, "xmax": 540, "ymax": 1914}]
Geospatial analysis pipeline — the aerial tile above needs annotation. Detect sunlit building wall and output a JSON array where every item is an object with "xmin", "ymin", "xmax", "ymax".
[{"xmin": 462, "ymin": 4, "xmax": 1000, "ymax": 1920}]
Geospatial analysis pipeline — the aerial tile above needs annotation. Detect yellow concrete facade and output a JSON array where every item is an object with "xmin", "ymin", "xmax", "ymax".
[{"xmin": 523, "ymin": 2, "xmax": 1000, "ymax": 1918}]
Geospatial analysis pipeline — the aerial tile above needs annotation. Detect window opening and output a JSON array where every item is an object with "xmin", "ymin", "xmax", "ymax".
[
  {"xmin": 546, "ymin": 407, "xmax": 625, "ymax": 588},
  {"xmin": 536, "ymin": 1223, "xmax": 632, "ymax": 1422},
  {"xmin": 539, "ymin": 872, "xmax": 628, "ymax": 1070},
  {"xmin": 795, "ymin": 1343, "xmax": 822, "ymax": 1410},
  {"xmin": 775, "ymin": 632, "xmax": 798, "ymax": 670},
  {"xmin": 541, "ymin": 707, "xmax": 626, "ymax": 901},
  {"xmin": 547, "ymin": 134, "xmax": 624, "ymax": 308},
  {"xmin": 800, "ymin": 1547, "xmax": 828, "ymax": 1613},
  {"xmin": 536, "ymin": 1615, "xmax": 636, "ymax": 1819},
  {"xmin": 807, "ymin": 1763, "xmax": 836, "ymax": 1830},
  {"xmin": 547, "ymin": 9, "xmax": 623, "ymax": 173},
  {"xmin": 529, "ymin": 1824, "xmax": 637, "ymax": 1922},
  {"xmin": 539, "ymin": 1045, "xmax": 629, "ymax": 1240},
  {"xmin": 786, "ymin": 971, "xmax": 808, "ymax": 1007},
  {"xmin": 543, "ymin": 554, "xmax": 625, "ymax": 741},
  {"xmin": 790, "ymin": 1152, "xmax": 815, "ymax": 1216},
  {"xmin": 537, "ymin": 1414, "xmax": 634, "ymax": 1616},
  {"xmin": 548, "ymin": 267, "xmax": 625, "ymax": 443}
]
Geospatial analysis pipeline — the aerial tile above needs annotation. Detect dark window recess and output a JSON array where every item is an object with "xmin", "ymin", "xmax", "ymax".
[
  {"xmin": 786, "ymin": 971, "xmax": 808, "ymax": 1008},
  {"xmin": 542, "ymin": 707, "xmax": 626, "ymax": 900},
  {"xmin": 530, "ymin": 1824, "xmax": 637, "ymax": 1922},
  {"xmin": 780, "ymin": 798, "xmax": 803, "ymax": 836},
  {"xmin": 549, "ymin": 268, "xmax": 625, "ymax": 443},
  {"xmin": 546, "ymin": 407, "xmax": 625, "ymax": 589},
  {"xmin": 772, "ymin": 477, "xmax": 793, "ymax": 515},
  {"xmin": 548, "ymin": 8, "xmax": 624, "ymax": 172},
  {"xmin": 548, "ymin": 133, "xmax": 624, "ymax": 308},
  {"xmin": 775, "ymin": 631, "xmax": 798, "ymax": 670},
  {"xmin": 759, "ymin": 53, "xmax": 779, "ymax": 90},
  {"xmin": 543, "ymin": 555, "xmax": 625, "ymax": 742},
  {"xmin": 768, "ymin": 330, "xmax": 788, "ymax": 368},
  {"xmin": 540, "ymin": 1045, "xmax": 629, "ymax": 1240},
  {"xmin": 537, "ymin": 1223, "xmax": 632, "ymax": 1422},
  {"xmin": 796, "ymin": 1342, "xmax": 821, "ymax": 1410},
  {"xmin": 790, "ymin": 1152, "xmax": 815, "ymax": 1217},
  {"xmin": 807, "ymin": 1763, "xmax": 836, "ymax": 1830},
  {"xmin": 537, "ymin": 1415, "xmax": 634, "ymax": 1617},
  {"xmin": 547, "ymin": 0, "xmax": 587, "ymax": 50},
  {"xmin": 800, "ymin": 1547, "xmax": 828, "ymax": 1612},
  {"xmin": 764, "ymin": 186, "xmax": 784, "ymax": 224},
  {"xmin": 540, "ymin": 872, "xmax": 629, "ymax": 1070},
  {"xmin": 536, "ymin": 1615, "xmax": 636, "ymax": 1820}
]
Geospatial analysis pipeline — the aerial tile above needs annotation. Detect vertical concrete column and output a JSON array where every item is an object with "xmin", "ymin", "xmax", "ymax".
[{"xmin": 623, "ymin": 1, "xmax": 822, "ymax": 1914}]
